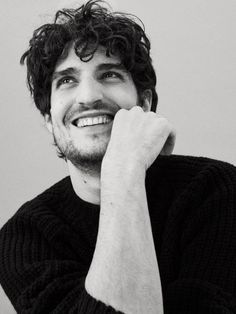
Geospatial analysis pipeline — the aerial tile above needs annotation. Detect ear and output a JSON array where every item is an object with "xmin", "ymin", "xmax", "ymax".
[
  {"xmin": 140, "ymin": 89, "xmax": 152, "ymax": 112},
  {"xmin": 44, "ymin": 114, "xmax": 53, "ymax": 133}
]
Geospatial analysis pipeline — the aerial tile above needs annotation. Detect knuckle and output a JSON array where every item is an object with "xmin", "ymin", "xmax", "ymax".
[
  {"xmin": 160, "ymin": 118, "xmax": 170, "ymax": 129},
  {"xmin": 116, "ymin": 108, "xmax": 126, "ymax": 117},
  {"xmin": 147, "ymin": 111, "xmax": 156, "ymax": 117},
  {"xmin": 157, "ymin": 119, "xmax": 172, "ymax": 136},
  {"xmin": 172, "ymin": 127, "xmax": 177, "ymax": 137},
  {"xmin": 131, "ymin": 106, "xmax": 143, "ymax": 113},
  {"xmin": 133, "ymin": 105, "xmax": 143, "ymax": 111}
]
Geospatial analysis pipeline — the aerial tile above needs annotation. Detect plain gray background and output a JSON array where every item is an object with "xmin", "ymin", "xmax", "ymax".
[{"xmin": 0, "ymin": 0, "xmax": 236, "ymax": 312}]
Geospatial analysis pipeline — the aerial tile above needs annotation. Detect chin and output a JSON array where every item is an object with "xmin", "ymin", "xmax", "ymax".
[
  {"xmin": 66, "ymin": 142, "xmax": 108, "ymax": 170},
  {"xmin": 54, "ymin": 132, "xmax": 110, "ymax": 169}
]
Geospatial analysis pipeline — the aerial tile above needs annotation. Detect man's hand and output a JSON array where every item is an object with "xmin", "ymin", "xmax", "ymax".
[
  {"xmin": 85, "ymin": 106, "xmax": 173, "ymax": 313},
  {"xmin": 103, "ymin": 106, "xmax": 176, "ymax": 171}
]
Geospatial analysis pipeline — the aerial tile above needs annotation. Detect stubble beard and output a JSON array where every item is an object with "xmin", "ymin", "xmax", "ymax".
[{"xmin": 52, "ymin": 130, "xmax": 109, "ymax": 174}]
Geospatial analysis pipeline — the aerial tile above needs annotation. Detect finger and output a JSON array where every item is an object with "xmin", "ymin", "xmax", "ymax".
[{"xmin": 160, "ymin": 128, "xmax": 177, "ymax": 156}]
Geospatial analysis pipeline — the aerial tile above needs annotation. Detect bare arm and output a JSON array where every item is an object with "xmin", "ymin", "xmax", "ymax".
[
  {"xmin": 85, "ymin": 107, "xmax": 175, "ymax": 313},
  {"xmin": 86, "ymin": 163, "xmax": 163, "ymax": 313}
]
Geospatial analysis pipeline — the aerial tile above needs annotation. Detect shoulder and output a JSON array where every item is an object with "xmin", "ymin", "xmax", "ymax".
[
  {"xmin": 148, "ymin": 154, "xmax": 236, "ymax": 184},
  {"xmin": 149, "ymin": 154, "xmax": 236, "ymax": 174},
  {"xmin": 146, "ymin": 154, "xmax": 236, "ymax": 205},
  {"xmin": 0, "ymin": 176, "xmax": 72, "ymax": 233}
]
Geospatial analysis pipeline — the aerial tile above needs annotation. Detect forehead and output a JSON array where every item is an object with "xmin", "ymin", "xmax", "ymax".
[{"xmin": 54, "ymin": 45, "xmax": 123, "ymax": 72}]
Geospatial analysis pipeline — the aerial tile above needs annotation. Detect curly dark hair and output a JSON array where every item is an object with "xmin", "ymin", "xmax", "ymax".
[{"xmin": 20, "ymin": 0, "xmax": 158, "ymax": 116}]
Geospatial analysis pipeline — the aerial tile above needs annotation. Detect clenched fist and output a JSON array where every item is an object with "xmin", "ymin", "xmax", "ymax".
[{"xmin": 103, "ymin": 106, "xmax": 176, "ymax": 171}]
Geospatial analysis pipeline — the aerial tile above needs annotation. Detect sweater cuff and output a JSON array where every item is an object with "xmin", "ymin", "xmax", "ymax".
[{"xmin": 79, "ymin": 288, "xmax": 124, "ymax": 313}]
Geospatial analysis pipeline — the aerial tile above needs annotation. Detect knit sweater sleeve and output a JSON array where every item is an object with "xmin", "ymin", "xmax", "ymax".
[
  {"xmin": 0, "ymin": 203, "xmax": 122, "ymax": 314},
  {"xmin": 161, "ymin": 160, "xmax": 236, "ymax": 313}
]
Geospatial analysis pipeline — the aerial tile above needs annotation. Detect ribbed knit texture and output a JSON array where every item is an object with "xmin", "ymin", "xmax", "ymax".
[{"xmin": 1, "ymin": 155, "xmax": 236, "ymax": 313}]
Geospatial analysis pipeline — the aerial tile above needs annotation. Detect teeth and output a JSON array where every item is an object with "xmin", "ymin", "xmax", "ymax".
[{"xmin": 75, "ymin": 115, "xmax": 112, "ymax": 127}]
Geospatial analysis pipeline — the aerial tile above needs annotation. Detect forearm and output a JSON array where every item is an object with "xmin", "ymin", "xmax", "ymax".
[{"xmin": 85, "ymin": 163, "xmax": 163, "ymax": 314}]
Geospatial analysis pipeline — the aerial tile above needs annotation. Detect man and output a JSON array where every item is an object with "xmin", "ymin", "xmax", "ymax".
[{"xmin": 1, "ymin": 1, "xmax": 236, "ymax": 313}]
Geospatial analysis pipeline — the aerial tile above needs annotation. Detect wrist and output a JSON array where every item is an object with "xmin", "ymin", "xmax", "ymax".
[{"xmin": 101, "ymin": 155, "xmax": 146, "ymax": 182}]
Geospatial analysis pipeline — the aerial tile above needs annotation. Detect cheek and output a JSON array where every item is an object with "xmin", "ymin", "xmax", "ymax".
[
  {"xmin": 109, "ymin": 85, "xmax": 138, "ymax": 109},
  {"xmin": 50, "ymin": 95, "xmax": 74, "ymax": 123}
]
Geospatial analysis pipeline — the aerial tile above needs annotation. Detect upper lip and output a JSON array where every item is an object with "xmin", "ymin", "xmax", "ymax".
[{"xmin": 71, "ymin": 110, "xmax": 116, "ymax": 124}]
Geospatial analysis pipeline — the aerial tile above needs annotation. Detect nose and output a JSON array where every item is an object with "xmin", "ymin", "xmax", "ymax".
[{"xmin": 75, "ymin": 77, "xmax": 103, "ymax": 108}]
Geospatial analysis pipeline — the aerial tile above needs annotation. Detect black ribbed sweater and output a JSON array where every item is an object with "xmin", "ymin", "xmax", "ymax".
[{"xmin": 1, "ymin": 155, "xmax": 236, "ymax": 313}]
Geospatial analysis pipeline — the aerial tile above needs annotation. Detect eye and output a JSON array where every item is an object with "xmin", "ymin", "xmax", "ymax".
[
  {"xmin": 56, "ymin": 77, "xmax": 76, "ymax": 88},
  {"xmin": 100, "ymin": 71, "xmax": 123, "ymax": 80}
]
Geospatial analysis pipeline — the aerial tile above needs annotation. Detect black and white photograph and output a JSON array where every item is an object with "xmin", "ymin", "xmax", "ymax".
[{"xmin": 0, "ymin": 0, "xmax": 236, "ymax": 313}]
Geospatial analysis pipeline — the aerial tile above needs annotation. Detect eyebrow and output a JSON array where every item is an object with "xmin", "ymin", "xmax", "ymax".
[
  {"xmin": 52, "ymin": 67, "xmax": 79, "ymax": 82},
  {"xmin": 52, "ymin": 62, "xmax": 129, "ymax": 82},
  {"xmin": 96, "ymin": 62, "xmax": 128, "ymax": 73}
]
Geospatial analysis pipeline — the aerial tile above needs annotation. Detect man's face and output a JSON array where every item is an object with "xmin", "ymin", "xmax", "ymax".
[{"xmin": 46, "ymin": 45, "xmax": 141, "ymax": 169}]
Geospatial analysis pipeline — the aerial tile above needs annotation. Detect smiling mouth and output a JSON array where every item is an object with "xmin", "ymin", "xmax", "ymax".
[{"xmin": 72, "ymin": 114, "xmax": 114, "ymax": 128}]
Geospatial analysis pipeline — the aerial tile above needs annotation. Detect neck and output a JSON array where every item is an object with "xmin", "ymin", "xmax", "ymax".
[{"xmin": 67, "ymin": 160, "xmax": 101, "ymax": 205}]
